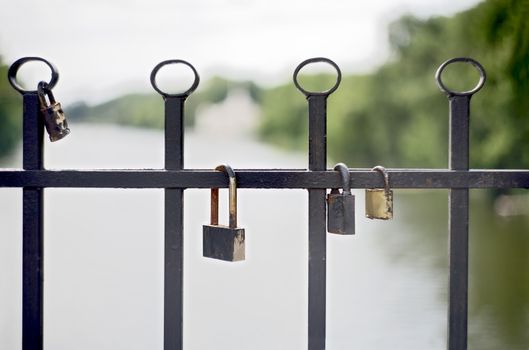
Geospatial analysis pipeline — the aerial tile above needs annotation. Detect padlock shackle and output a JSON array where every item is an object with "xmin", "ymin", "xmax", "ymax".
[
  {"xmin": 371, "ymin": 165, "xmax": 390, "ymax": 192},
  {"xmin": 37, "ymin": 81, "xmax": 49, "ymax": 107},
  {"xmin": 333, "ymin": 163, "xmax": 351, "ymax": 193},
  {"xmin": 211, "ymin": 187, "xmax": 219, "ymax": 226},
  {"xmin": 210, "ymin": 164, "xmax": 238, "ymax": 228},
  {"xmin": 37, "ymin": 81, "xmax": 56, "ymax": 106}
]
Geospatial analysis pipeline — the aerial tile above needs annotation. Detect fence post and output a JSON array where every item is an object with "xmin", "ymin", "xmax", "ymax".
[
  {"xmin": 294, "ymin": 57, "xmax": 341, "ymax": 350},
  {"xmin": 164, "ymin": 95, "xmax": 185, "ymax": 350},
  {"xmin": 151, "ymin": 59, "xmax": 199, "ymax": 350},
  {"xmin": 22, "ymin": 93, "xmax": 45, "ymax": 350},
  {"xmin": 436, "ymin": 57, "xmax": 486, "ymax": 350},
  {"xmin": 448, "ymin": 94, "xmax": 470, "ymax": 350}
]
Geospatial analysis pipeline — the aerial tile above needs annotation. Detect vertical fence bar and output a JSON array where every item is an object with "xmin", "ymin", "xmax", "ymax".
[
  {"xmin": 448, "ymin": 95, "xmax": 470, "ymax": 350},
  {"xmin": 22, "ymin": 93, "xmax": 44, "ymax": 350},
  {"xmin": 307, "ymin": 95, "xmax": 328, "ymax": 350},
  {"xmin": 436, "ymin": 57, "xmax": 485, "ymax": 350},
  {"xmin": 164, "ymin": 96, "xmax": 185, "ymax": 350},
  {"xmin": 151, "ymin": 59, "xmax": 198, "ymax": 350},
  {"xmin": 294, "ymin": 57, "xmax": 340, "ymax": 350}
]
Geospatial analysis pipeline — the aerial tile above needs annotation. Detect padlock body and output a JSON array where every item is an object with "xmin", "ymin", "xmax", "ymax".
[
  {"xmin": 203, "ymin": 225, "xmax": 245, "ymax": 262},
  {"xmin": 42, "ymin": 102, "xmax": 70, "ymax": 142},
  {"xmin": 327, "ymin": 192, "xmax": 355, "ymax": 235},
  {"xmin": 365, "ymin": 189, "xmax": 393, "ymax": 220}
]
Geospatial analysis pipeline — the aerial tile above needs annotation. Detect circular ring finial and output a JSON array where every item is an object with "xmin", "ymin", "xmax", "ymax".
[
  {"xmin": 293, "ymin": 57, "xmax": 341, "ymax": 97},
  {"xmin": 8, "ymin": 57, "xmax": 59, "ymax": 94},
  {"xmin": 150, "ymin": 59, "xmax": 200, "ymax": 98},
  {"xmin": 435, "ymin": 57, "xmax": 486, "ymax": 96}
]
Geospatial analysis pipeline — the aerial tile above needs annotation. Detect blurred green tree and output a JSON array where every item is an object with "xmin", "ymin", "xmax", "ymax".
[
  {"xmin": 67, "ymin": 76, "xmax": 259, "ymax": 129},
  {"xmin": 258, "ymin": 0, "xmax": 529, "ymax": 169},
  {"xmin": 0, "ymin": 57, "xmax": 22, "ymax": 159}
]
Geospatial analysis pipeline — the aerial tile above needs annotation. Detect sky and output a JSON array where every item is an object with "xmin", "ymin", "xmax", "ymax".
[{"xmin": 1, "ymin": 0, "xmax": 482, "ymax": 104}]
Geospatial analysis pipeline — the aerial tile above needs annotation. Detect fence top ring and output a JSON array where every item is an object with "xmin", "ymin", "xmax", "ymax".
[
  {"xmin": 8, "ymin": 57, "xmax": 59, "ymax": 94},
  {"xmin": 150, "ymin": 59, "xmax": 200, "ymax": 98},
  {"xmin": 293, "ymin": 57, "xmax": 341, "ymax": 97},
  {"xmin": 435, "ymin": 57, "xmax": 486, "ymax": 96}
]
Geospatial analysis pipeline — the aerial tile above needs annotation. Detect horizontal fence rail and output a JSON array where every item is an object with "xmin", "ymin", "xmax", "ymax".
[{"xmin": 0, "ymin": 169, "xmax": 528, "ymax": 189}]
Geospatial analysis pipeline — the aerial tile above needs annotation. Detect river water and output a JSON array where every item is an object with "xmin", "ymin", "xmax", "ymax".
[{"xmin": 0, "ymin": 124, "xmax": 527, "ymax": 349}]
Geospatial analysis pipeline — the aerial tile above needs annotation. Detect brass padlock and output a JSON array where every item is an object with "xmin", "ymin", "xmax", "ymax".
[
  {"xmin": 37, "ymin": 81, "xmax": 70, "ymax": 142},
  {"xmin": 203, "ymin": 164, "xmax": 245, "ymax": 262},
  {"xmin": 365, "ymin": 165, "xmax": 393, "ymax": 220},
  {"xmin": 327, "ymin": 163, "xmax": 355, "ymax": 235}
]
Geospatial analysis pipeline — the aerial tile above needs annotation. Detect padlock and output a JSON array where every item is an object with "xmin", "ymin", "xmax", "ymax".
[
  {"xmin": 327, "ymin": 163, "xmax": 355, "ymax": 235},
  {"xmin": 203, "ymin": 164, "xmax": 245, "ymax": 262},
  {"xmin": 365, "ymin": 165, "xmax": 393, "ymax": 220},
  {"xmin": 37, "ymin": 81, "xmax": 70, "ymax": 142}
]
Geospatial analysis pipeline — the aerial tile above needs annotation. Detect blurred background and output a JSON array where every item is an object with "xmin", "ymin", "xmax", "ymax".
[{"xmin": 1, "ymin": 0, "xmax": 529, "ymax": 349}]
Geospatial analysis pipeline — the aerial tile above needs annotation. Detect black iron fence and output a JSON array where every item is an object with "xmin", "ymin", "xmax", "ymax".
[{"xmin": 2, "ymin": 56, "xmax": 528, "ymax": 350}]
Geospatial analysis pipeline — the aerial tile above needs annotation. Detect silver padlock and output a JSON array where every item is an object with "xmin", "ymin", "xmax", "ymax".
[
  {"xmin": 365, "ymin": 165, "xmax": 393, "ymax": 220},
  {"xmin": 37, "ymin": 81, "xmax": 70, "ymax": 142},
  {"xmin": 327, "ymin": 163, "xmax": 355, "ymax": 234}
]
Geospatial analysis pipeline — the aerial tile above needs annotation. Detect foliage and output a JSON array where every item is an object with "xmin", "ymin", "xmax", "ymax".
[
  {"xmin": 0, "ymin": 66, "xmax": 260, "ymax": 157},
  {"xmin": 2, "ymin": 0, "xmax": 527, "ymax": 169},
  {"xmin": 0, "ymin": 57, "xmax": 22, "ymax": 158},
  {"xmin": 258, "ymin": 0, "xmax": 529, "ymax": 169},
  {"xmin": 68, "ymin": 77, "xmax": 261, "ymax": 129}
]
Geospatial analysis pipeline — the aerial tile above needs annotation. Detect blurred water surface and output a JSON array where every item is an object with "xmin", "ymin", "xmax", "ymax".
[{"xmin": 0, "ymin": 124, "xmax": 527, "ymax": 349}]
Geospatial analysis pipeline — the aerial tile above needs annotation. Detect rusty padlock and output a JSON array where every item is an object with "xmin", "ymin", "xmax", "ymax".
[
  {"xmin": 365, "ymin": 165, "xmax": 393, "ymax": 220},
  {"xmin": 327, "ymin": 163, "xmax": 355, "ymax": 235},
  {"xmin": 37, "ymin": 81, "xmax": 70, "ymax": 142},
  {"xmin": 203, "ymin": 164, "xmax": 245, "ymax": 262}
]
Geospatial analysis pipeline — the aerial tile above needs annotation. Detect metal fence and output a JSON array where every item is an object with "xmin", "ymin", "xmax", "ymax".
[{"xmin": 2, "ymin": 56, "xmax": 528, "ymax": 350}]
